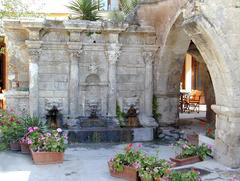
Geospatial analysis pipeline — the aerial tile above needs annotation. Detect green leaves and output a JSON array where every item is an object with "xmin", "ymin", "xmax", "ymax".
[
  {"xmin": 170, "ymin": 170, "xmax": 200, "ymax": 181},
  {"xmin": 120, "ymin": 0, "xmax": 139, "ymax": 16},
  {"xmin": 67, "ymin": 0, "xmax": 103, "ymax": 21},
  {"xmin": 176, "ymin": 141, "xmax": 212, "ymax": 160}
]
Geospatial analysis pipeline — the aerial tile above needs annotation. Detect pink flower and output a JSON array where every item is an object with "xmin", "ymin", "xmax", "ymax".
[
  {"xmin": 182, "ymin": 144, "xmax": 188, "ymax": 149},
  {"xmin": 138, "ymin": 143, "xmax": 143, "ymax": 148},
  {"xmin": 64, "ymin": 133, "xmax": 68, "ymax": 140},
  {"xmin": 232, "ymin": 175, "xmax": 238, "ymax": 181},
  {"xmin": 28, "ymin": 127, "xmax": 34, "ymax": 133},
  {"xmin": 27, "ymin": 139, "xmax": 32, "ymax": 145},
  {"xmin": 132, "ymin": 162, "xmax": 141, "ymax": 169},
  {"xmin": 33, "ymin": 127, "xmax": 39, "ymax": 131},
  {"xmin": 57, "ymin": 128, "xmax": 62, "ymax": 133}
]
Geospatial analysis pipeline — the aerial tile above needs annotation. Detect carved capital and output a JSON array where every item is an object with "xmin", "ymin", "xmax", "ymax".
[
  {"xmin": 70, "ymin": 49, "xmax": 83, "ymax": 59},
  {"xmin": 108, "ymin": 50, "xmax": 121, "ymax": 64},
  {"xmin": 106, "ymin": 44, "xmax": 121, "ymax": 65},
  {"xmin": 28, "ymin": 49, "xmax": 41, "ymax": 63},
  {"xmin": 143, "ymin": 51, "xmax": 154, "ymax": 65}
]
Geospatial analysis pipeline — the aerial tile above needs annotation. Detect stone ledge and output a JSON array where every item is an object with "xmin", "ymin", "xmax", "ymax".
[
  {"xmin": 4, "ymin": 90, "xmax": 29, "ymax": 98},
  {"xmin": 211, "ymin": 104, "xmax": 240, "ymax": 118}
]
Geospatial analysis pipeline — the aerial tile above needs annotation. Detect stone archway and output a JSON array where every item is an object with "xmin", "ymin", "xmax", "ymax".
[
  {"xmin": 136, "ymin": 0, "xmax": 240, "ymax": 168},
  {"xmin": 156, "ymin": 9, "xmax": 240, "ymax": 169}
]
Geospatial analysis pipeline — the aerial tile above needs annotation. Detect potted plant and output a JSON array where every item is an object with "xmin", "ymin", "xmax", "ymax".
[
  {"xmin": 166, "ymin": 169, "xmax": 201, "ymax": 181},
  {"xmin": 139, "ymin": 156, "xmax": 172, "ymax": 181},
  {"xmin": 170, "ymin": 141, "xmax": 212, "ymax": 166},
  {"xmin": 29, "ymin": 128, "xmax": 68, "ymax": 164},
  {"xmin": 0, "ymin": 110, "xmax": 25, "ymax": 151},
  {"xmin": 19, "ymin": 127, "xmax": 39, "ymax": 154},
  {"xmin": 19, "ymin": 116, "xmax": 47, "ymax": 154},
  {"xmin": 108, "ymin": 143, "xmax": 144, "ymax": 181}
]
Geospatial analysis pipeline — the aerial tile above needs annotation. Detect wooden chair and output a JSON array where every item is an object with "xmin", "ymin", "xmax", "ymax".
[{"xmin": 188, "ymin": 90, "xmax": 202, "ymax": 113}]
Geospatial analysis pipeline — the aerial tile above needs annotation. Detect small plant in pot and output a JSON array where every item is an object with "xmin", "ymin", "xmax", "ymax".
[
  {"xmin": 108, "ymin": 143, "xmax": 145, "ymax": 181},
  {"xmin": 139, "ymin": 155, "xmax": 172, "ymax": 181},
  {"xmin": 170, "ymin": 141, "xmax": 212, "ymax": 166},
  {"xmin": 29, "ymin": 128, "xmax": 68, "ymax": 164},
  {"xmin": 0, "ymin": 110, "xmax": 25, "ymax": 151},
  {"xmin": 166, "ymin": 169, "xmax": 201, "ymax": 181},
  {"xmin": 19, "ymin": 126, "xmax": 39, "ymax": 154}
]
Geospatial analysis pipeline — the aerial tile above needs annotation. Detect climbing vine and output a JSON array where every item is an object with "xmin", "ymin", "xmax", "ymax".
[
  {"xmin": 152, "ymin": 95, "xmax": 161, "ymax": 120},
  {"xmin": 116, "ymin": 101, "xmax": 126, "ymax": 126}
]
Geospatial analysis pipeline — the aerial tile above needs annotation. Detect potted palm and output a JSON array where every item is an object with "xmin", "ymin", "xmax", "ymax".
[
  {"xmin": 170, "ymin": 141, "xmax": 212, "ymax": 166},
  {"xmin": 29, "ymin": 128, "xmax": 68, "ymax": 164},
  {"xmin": 108, "ymin": 143, "xmax": 144, "ymax": 181}
]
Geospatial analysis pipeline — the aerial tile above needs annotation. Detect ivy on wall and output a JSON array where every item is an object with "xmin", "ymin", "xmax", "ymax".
[{"xmin": 152, "ymin": 95, "xmax": 161, "ymax": 120}]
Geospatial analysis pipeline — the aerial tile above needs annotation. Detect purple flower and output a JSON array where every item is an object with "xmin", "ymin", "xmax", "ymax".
[
  {"xmin": 197, "ymin": 176, "xmax": 201, "ymax": 181},
  {"xmin": 208, "ymin": 144, "xmax": 212, "ymax": 150},
  {"xmin": 57, "ymin": 128, "xmax": 62, "ymax": 133},
  {"xmin": 46, "ymin": 132, "xmax": 51, "ymax": 137}
]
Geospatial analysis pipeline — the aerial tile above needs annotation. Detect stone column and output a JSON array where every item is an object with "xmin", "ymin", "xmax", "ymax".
[
  {"xmin": 68, "ymin": 50, "xmax": 82, "ymax": 118},
  {"xmin": 28, "ymin": 49, "xmax": 40, "ymax": 117},
  {"xmin": 143, "ymin": 52, "xmax": 154, "ymax": 117},
  {"xmin": 212, "ymin": 105, "xmax": 240, "ymax": 168},
  {"xmin": 107, "ymin": 44, "xmax": 121, "ymax": 116}
]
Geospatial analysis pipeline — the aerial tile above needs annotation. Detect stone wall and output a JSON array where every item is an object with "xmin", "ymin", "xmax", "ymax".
[{"xmin": 3, "ymin": 19, "xmax": 157, "ymax": 127}]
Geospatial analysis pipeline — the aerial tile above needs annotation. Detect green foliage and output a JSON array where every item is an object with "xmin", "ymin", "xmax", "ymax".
[
  {"xmin": 108, "ymin": 10, "xmax": 125, "ymax": 24},
  {"xmin": 176, "ymin": 141, "xmax": 212, "ymax": 160},
  {"xmin": 116, "ymin": 101, "xmax": 126, "ymax": 126},
  {"xmin": 170, "ymin": 170, "xmax": 201, "ymax": 181},
  {"xmin": 120, "ymin": 0, "xmax": 139, "ymax": 16},
  {"xmin": 110, "ymin": 144, "xmax": 144, "ymax": 172},
  {"xmin": 0, "ymin": 110, "xmax": 25, "ymax": 144},
  {"xmin": 139, "ymin": 156, "xmax": 171, "ymax": 180},
  {"xmin": 152, "ymin": 95, "xmax": 161, "ymax": 120},
  {"xmin": 30, "ymin": 129, "xmax": 67, "ymax": 152},
  {"xmin": 67, "ymin": 0, "xmax": 103, "ymax": 21},
  {"xmin": 0, "ymin": 0, "xmax": 42, "ymax": 18},
  {"xmin": 21, "ymin": 115, "xmax": 47, "ymax": 132},
  {"xmin": 0, "ymin": 47, "xmax": 5, "ymax": 55}
]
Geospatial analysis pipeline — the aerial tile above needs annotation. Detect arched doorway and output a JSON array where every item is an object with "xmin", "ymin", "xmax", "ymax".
[{"xmin": 154, "ymin": 9, "xmax": 240, "ymax": 168}]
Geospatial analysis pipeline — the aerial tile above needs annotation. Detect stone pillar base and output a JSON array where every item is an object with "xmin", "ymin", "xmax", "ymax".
[
  {"xmin": 212, "ymin": 105, "xmax": 240, "ymax": 168},
  {"xmin": 138, "ymin": 114, "xmax": 158, "ymax": 127}
]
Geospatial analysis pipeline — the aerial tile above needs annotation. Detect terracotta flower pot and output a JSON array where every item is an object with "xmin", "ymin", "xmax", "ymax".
[
  {"xmin": 30, "ymin": 149, "xmax": 64, "ymax": 165},
  {"xmin": 20, "ymin": 143, "xmax": 30, "ymax": 154},
  {"xmin": 170, "ymin": 155, "xmax": 202, "ymax": 166},
  {"xmin": 108, "ymin": 161, "xmax": 138, "ymax": 181},
  {"xmin": 140, "ymin": 176, "xmax": 167, "ymax": 181},
  {"xmin": 10, "ymin": 142, "xmax": 21, "ymax": 151}
]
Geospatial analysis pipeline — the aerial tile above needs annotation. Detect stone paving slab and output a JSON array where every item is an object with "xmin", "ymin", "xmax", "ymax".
[{"xmin": 0, "ymin": 143, "xmax": 239, "ymax": 181}]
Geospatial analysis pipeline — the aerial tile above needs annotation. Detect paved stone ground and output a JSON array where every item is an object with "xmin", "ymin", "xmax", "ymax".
[{"xmin": 0, "ymin": 143, "xmax": 239, "ymax": 181}]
